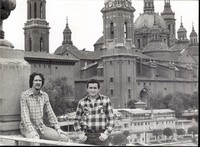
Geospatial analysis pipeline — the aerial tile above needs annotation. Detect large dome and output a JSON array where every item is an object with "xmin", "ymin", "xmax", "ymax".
[{"xmin": 134, "ymin": 12, "xmax": 167, "ymax": 30}]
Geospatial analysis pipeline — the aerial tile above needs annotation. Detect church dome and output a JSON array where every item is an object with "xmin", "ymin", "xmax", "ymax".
[
  {"xmin": 94, "ymin": 36, "xmax": 103, "ymax": 45},
  {"xmin": 143, "ymin": 41, "xmax": 169, "ymax": 53},
  {"xmin": 54, "ymin": 44, "xmax": 78, "ymax": 55},
  {"xmin": 177, "ymin": 27, "xmax": 186, "ymax": 33},
  {"xmin": 190, "ymin": 29, "xmax": 197, "ymax": 37},
  {"xmin": 134, "ymin": 12, "xmax": 167, "ymax": 30}
]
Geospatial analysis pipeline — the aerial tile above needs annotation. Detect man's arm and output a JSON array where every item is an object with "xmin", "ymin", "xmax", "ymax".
[
  {"xmin": 20, "ymin": 93, "xmax": 35, "ymax": 133},
  {"xmin": 73, "ymin": 101, "xmax": 83, "ymax": 132},
  {"xmin": 43, "ymin": 93, "xmax": 60, "ymax": 130},
  {"xmin": 105, "ymin": 97, "xmax": 115, "ymax": 133}
]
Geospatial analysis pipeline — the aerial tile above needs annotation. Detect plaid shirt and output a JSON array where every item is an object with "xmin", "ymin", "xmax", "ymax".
[
  {"xmin": 20, "ymin": 89, "xmax": 60, "ymax": 134},
  {"xmin": 74, "ymin": 94, "xmax": 114, "ymax": 132}
]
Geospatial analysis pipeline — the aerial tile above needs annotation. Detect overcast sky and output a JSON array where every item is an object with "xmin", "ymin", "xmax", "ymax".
[{"xmin": 3, "ymin": 0, "xmax": 199, "ymax": 53}]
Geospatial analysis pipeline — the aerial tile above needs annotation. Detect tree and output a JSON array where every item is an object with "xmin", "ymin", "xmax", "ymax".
[
  {"xmin": 176, "ymin": 128, "xmax": 185, "ymax": 138},
  {"xmin": 111, "ymin": 133, "xmax": 129, "ymax": 146},
  {"xmin": 127, "ymin": 99, "xmax": 138, "ymax": 109},
  {"xmin": 163, "ymin": 128, "xmax": 173, "ymax": 141},
  {"xmin": 188, "ymin": 126, "xmax": 198, "ymax": 135},
  {"xmin": 152, "ymin": 129, "xmax": 163, "ymax": 141},
  {"xmin": 149, "ymin": 92, "xmax": 165, "ymax": 109},
  {"xmin": 168, "ymin": 95, "xmax": 184, "ymax": 118},
  {"xmin": 42, "ymin": 77, "xmax": 74, "ymax": 116}
]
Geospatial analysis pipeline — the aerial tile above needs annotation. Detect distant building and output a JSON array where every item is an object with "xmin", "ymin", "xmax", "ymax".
[{"xmin": 113, "ymin": 108, "xmax": 194, "ymax": 144}]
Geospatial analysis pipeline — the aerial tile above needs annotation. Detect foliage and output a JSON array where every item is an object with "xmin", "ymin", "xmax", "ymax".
[
  {"xmin": 111, "ymin": 133, "xmax": 129, "ymax": 146},
  {"xmin": 152, "ymin": 129, "xmax": 163, "ymax": 140},
  {"xmin": 148, "ymin": 92, "xmax": 165, "ymax": 109},
  {"xmin": 188, "ymin": 126, "xmax": 198, "ymax": 135},
  {"xmin": 163, "ymin": 128, "xmax": 173, "ymax": 139},
  {"xmin": 176, "ymin": 128, "xmax": 185, "ymax": 136},
  {"xmin": 168, "ymin": 94, "xmax": 184, "ymax": 118},
  {"xmin": 42, "ymin": 77, "xmax": 75, "ymax": 116},
  {"xmin": 127, "ymin": 99, "xmax": 138, "ymax": 109},
  {"xmin": 149, "ymin": 91, "xmax": 197, "ymax": 118}
]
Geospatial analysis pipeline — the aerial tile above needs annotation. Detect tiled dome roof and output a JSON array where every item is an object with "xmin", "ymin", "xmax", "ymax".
[{"xmin": 134, "ymin": 12, "xmax": 167, "ymax": 29}]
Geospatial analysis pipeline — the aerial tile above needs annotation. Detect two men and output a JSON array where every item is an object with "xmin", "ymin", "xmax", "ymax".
[
  {"xmin": 20, "ymin": 73, "xmax": 114, "ymax": 146},
  {"xmin": 74, "ymin": 78, "xmax": 115, "ymax": 146},
  {"xmin": 20, "ymin": 72, "xmax": 70, "ymax": 143}
]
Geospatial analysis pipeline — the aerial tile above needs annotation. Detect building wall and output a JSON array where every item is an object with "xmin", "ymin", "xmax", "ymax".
[{"xmin": 28, "ymin": 61, "xmax": 75, "ymax": 100}]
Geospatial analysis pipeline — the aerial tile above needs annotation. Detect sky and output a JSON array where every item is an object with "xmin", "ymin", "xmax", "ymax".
[{"xmin": 3, "ymin": 0, "xmax": 199, "ymax": 54}]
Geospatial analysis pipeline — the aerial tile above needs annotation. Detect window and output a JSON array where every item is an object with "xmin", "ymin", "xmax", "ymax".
[
  {"xmin": 29, "ymin": 38, "xmax": 32, "ymax": 51},
  {"xmin": 40, "ymin": 3, "xmax": 43, "ymax": 19},
  {"xmin": 124, "ymin": 22, "xmax": 128, "ymax": 39},
  {"xmin": 40, "ymin": 38, "xmax": 43, "ymax": 51},
  {"xmin": 110, "ymin": 22, "xmax": 114, "ymax": 39},
  {"xmin": 124, "ymin": 124, "xmax": 128, "ymax": 128},
  {"xmin": 128, "ymin": 77, "xmax": 131, "ymax": 82},
  {"xmin": 34, "ymin": 2, "xmax": 37, "ymax": 18},
  {"xmin": 110, "ymin": 77, "xmax": 113, "ymax": 82},
  {"xmin": 128, "ymin": 89, "xmax": 131, "ymax": 99},
  {"xmin": 110, "ymin": 89, "xmax": 114, "ymax": 96},
  {"xmin": 137, "ymin": 39, "xmax": 141, "ymax": 49}
]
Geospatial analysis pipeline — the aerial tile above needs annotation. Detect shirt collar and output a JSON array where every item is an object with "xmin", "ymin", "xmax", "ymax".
[
  {"xmin": 85, "ymin": 93, "xmax": 102, "ymax": 101},
  {"xmin": 28, "ymin": 88, "xmax": 42, "ymax": 96}
]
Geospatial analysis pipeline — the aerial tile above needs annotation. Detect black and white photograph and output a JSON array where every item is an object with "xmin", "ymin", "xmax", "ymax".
[{"xmin": 0, "ymin": 0, "xmax": 198, "ymax": 146}]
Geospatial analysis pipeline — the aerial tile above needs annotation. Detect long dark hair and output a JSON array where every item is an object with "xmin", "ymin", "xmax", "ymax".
[{"xmin": 29, "ymin": 72, "xmax": 45, "ymax": 88}]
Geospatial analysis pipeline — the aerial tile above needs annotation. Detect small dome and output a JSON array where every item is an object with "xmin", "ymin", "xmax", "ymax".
[
  {"xmin": 94, "ymin": 36, "xmax": 103, "ymax": 45},
  {"xmin": 134, "ymin": 12, "xmax": 167, "ymax": 30},
  {"xmin": 190, "ymin": 29, "xmax": 197, "ymax": 37},
  {"xmin": 143, "ymin": 41, "xmax": 169, "ymax": 53},
  {"xmin": 54, "ymin": 44, "xmax": 78, "ymax": 55},
  {"xmin": 63, "ymin": 24, "xmax": 71, "ymax": 33},
  {"xmin": 177, "ymin": 27, "xmax": 186, "ymax": 33}
]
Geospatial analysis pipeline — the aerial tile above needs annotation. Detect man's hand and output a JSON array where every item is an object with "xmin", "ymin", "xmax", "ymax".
[
  {"xmin": 78, "ymin": 133, "xmax": 87, "ymax": 142},
  {"xmin": 99, "ymin": 133, "xmax": 108, "ymax": 141},
  {"xmin": 29, "ymin": 131, "xmax": 39, "ymax": 139},
  {"xmin": 56, "ymin": 128, "xmax": 70, "ymax": 142}
]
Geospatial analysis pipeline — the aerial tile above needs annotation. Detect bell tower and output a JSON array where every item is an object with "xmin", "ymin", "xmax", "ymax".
[
  {"xmin": 161, "ymin": 0, "xmax": 176, "ymax": 47},
  {"xmin": 101, "ymin": 0, "xmax": 137, "ymax": 108},
  {"xmin": 24, "ymin": 0, "xmax": 50, "ymax": 52}
]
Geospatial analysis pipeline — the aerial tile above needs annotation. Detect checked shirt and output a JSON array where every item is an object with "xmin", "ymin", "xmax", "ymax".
[
  {"xmin": 74, "ymin": 94, "xmax": 114, "ymax": 132},
  {"xmin": 20, "ymin": 89, "xmax": 60, "ymax": 134}
]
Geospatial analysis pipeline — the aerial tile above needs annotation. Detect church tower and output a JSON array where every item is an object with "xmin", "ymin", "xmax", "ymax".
[
  {"xmin": 161, "ymin": 0, "xmax": 176, "ymax": 47},
  {"xmin": 62, "ymin": 17, "xmax": 72, "ymax": 45},
  {"xmin": 24, "ymin": 0, "xmax": 50, "ymax": 52},
  {"xmin": 101, "ymin": 0, "xmax": 137, "ymax": 108},
  {"xmin": 177, "ymin": 17, "xmax": 189, "ymax": 43}
]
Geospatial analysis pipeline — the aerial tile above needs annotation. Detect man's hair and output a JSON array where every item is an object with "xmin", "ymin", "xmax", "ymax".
[
  {"xmin": 86, "ymin": 78, "xmax": 100, "ymax": 89},
  {"xmin": 29, "ymin": 72, "xmax": 45, "ymax": 88}
]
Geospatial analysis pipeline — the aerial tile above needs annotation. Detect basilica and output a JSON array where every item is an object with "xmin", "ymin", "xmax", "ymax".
[{"xmin": 24, "ymin": 0, "xmax": 198, "ymax": 108}]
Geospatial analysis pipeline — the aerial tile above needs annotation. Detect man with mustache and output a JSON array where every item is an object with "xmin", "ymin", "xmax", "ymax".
[{"xmin": 20, "ymin": 72, "xmax": 70, "ymax": 145}]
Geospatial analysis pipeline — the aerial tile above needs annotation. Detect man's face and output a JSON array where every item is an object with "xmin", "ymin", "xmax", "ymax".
[
  {"xmin": 87, "ymin": 83, "xmax": 99, "ymax": 97},
  {"xmin": 32, "ymin": 75, "xmax": 42, "ymax": 90}
]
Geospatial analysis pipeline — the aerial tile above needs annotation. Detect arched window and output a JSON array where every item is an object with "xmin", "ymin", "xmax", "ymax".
[
  {"xmin": 110, "ymin": 22, "xmax": 114, "ymax": 39},
  {"xmin": 40, "ymin": 3, "xmax": 43, "ymax": 19},
  {"xmin": 29, "ymin": 3, "xmax": 31, "ymax": 19},
  {"xmin": 40, "ymin": 38, "xmax": 43, "ymax": 52},
  {"xmin": 124, "ymin": 22, "xmax": 128, "ymax": 39},
  {"xmin": 34, "ymin": 2, "xmax": 37, "ymax": 18},
  {"xmin": 29, "ymin": 38, "xmax": 32, "ymax": 51}
]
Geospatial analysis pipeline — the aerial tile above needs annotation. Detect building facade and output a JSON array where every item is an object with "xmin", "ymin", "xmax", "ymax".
[{"xmin": 24, "ymin": 0, "xmax": 198, "ymax": 108}]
